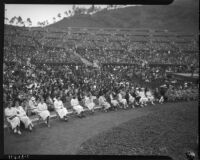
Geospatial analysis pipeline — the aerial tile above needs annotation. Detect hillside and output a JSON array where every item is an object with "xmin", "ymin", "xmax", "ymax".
[{"xmin": 47, "ymin": 0, "xmax": 199, "ymax": 32}]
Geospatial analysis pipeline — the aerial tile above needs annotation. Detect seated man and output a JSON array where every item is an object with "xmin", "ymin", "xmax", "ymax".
[
  {"xmin": 15, "ymin": 100, "xmax": 34, "ymax": 131},
  {"xmin": 154, "ymin": 88, "xmax": 164, "ymax": 103},
  {"xmin": 46, "ymin": 95, "xmax": 54, "ymax": 112},
  {"xmin": 37, "ymin": 97, "xmax": 50, "ymax": 127},
  {"xmin": 128, "ymin": 91, "xmax": 135, "ymax": 108},
  {"xmin": 4, "ymin": 99, "xmax": 21, "ymax": 135},
  {"xmin": 54, "ymin": 96, "xmax": 68, "ymax": 121},
  {"xmin": 70, "ymin": 94, "xmax": 85, "ymax": 117},
  {"xmin": 109, "ymin": 92, "xmax": 119, "ymax": 110},
  {"xmin": 98, "ymin": 94, "xmax": 111, "ymax": 112},
  {"xmin": 28, "ymin": 96, "xmax": 38, "ymax": 115}
]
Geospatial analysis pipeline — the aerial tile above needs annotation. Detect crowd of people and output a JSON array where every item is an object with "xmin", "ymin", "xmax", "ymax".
[
  {"xmin": 4, "ymin": 26, "xmax": 199, "ymax": 135},
  {"xmin": 4, "ymin": 26, "xmax": 199, "ymax": 68}
]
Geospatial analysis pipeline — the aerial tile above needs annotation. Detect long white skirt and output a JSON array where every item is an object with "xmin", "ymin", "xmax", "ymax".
[
  {"xmin": 73, "ymin": 105, "xmax": 84, "ymax": 114},
  {"xmin": 102, "ymin": 102, "xmax": 111, "ymax": 109},
  {"xmin": 56, "ymin": 108, "xmax": 68, "ymax": 119},
  {"xmin": 19, "ymin": 116, "xmax": 32, "ymax": 128},
  {"xmin": 119, "ymin": 99, "xmax": 127, "ymax": 105},
  {"xmin": 86, "ymin": 102, "xmax": 95, "ymax": 110},
  {"xmin": 38, "ymin": 110, "xmax": 50, "ymax": 120},
  {"xmin": 7, "ymin": 117, "xmax": 20, "ymax": 129},
  {"xmin": 140, "ymin": 97, "xmax": 148, "ymax": 104},
  {"xmin": 111, "ymin": 100, "xmax": 119, "ymax": 106},
  {"xmin": 129, "ymin": 96, "xmax": 135, "ymax": 104},
  {"xmin": 147, "ymin": 96, "xmax": 154, "ymax": 102}
]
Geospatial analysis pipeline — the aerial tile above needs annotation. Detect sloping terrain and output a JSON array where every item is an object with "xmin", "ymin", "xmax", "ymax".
[{"xmin": 47, "ymin": 0, "xmax": 199, "ymax": 32}]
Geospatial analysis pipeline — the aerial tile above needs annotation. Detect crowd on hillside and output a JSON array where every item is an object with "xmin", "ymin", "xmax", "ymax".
[
  {"xmin": 4, "ymin": 27, "xmax": 199, "ymax": 68},
  {"xmin": 4, "ymin": 27, "xmax": 199, "ymax": 135}
]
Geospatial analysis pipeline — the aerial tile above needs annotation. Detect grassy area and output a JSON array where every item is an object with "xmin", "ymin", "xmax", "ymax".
[
  {"xmin": 48, "ymin": 0, "xmax": 198, "ymax": 32},
  {"xmin": 77, "ymin": 101, "xmax": 198, "ymax": 160}
]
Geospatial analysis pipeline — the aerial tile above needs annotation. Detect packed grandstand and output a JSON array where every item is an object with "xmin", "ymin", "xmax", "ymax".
[{"xmin": 3, "ymin": 25, "xmax": 199, "ymax": 135}]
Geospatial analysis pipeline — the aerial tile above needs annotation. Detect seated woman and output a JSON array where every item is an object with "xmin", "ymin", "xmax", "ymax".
[
  {"xmin": 4, "ymin": 99, "xmax": 21, "ymax": 135},
  {"xmin": 109, "ymin": 91, "xmax": 119, "ymax": 110},
  {"xmin": 37, "ymin": 97, "xmax": 50, "ymax": 127},
  {"xmin": 128, "ymin": 91, "xmax": 135, "ymax": 108},
  {"xmin": 54, "ymin": 96, "xmax": 68, "ymax": 121},
  {"xmin": 70, "ymin": 94, "xmax": 85, "ymax": 117},
  {"xmin": 84, "ymin": 92, "xmax": 95, "ymax": 113},
  {"xmin": 118, "ymin": 90, "xmax": 128, "ymax": 109},
  {"xmin": 139, "ymin": 88, "xmax": 148, "ymax": 107},
  {"xmin": 15, "ymin": 100, "xmax": 34, "ymax": 131},
  {"xmin": 98, "ymin": 93, "xmax": 111, "ymax": 112},
  {"xmin": 145, "ymin": 89, "xmax": 155, "ymax": 105}
]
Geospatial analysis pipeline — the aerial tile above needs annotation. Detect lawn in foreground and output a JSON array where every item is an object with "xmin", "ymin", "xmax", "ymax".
[{"xmin": 77, "ymin": 101, "xmax": 198, "ymax": 160}]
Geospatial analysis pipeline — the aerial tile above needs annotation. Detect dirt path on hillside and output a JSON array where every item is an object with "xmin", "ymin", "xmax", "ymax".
[{"xmin": 4, "ymin": 107, "xmax": 152, "ymax": 154}]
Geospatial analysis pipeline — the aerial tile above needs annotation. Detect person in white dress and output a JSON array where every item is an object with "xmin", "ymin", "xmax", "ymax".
[
  {"xmin": 98, "ymin": 94, "xmax": 111, "ymax": 112},
  {"xmin": 54, "ymin": 96, "xmax": 68, "ymax": 121},
  {"xmin": 70, "ymin": 94, "xmax": 84, "ymax": 117},
  {"xmin": 84, "ymin": 93, "xmax": 95, "ymax": 113},
  {"xmin": 37, "ymin": 97, "xmax": 50, "ymax": 127},
  {"xmin": 139, "ymin": 88, "xmax": 148, "ymax": 107},
  {"xmin": 15, "ymin": 100, "xmax": 34, "ymax": 131},
  {"xmin": 118, "ymin": 91, "xmax": 128, "ymax": 109},
  {"xmin": 146, "ymin": 89, "xmax": 155, "ymax": 105},
  {"xmin": 4, "ymin": 100, "xmax": 21, "ymax": 135}
]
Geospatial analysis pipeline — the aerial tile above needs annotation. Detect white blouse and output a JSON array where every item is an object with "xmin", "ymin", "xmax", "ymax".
[
  {"xmin": 5, "ymin": 107, "xmax": 17, "ymax": 118},
  {"xmin": 54, "ymin": 100, "xmax": 64, "ymax": 109},
  {"xmin": 37, "ymin": 102, "xmax": 48, "ymax": 111},
  {"xmin": 15, "ymin": 106, "xmax": 26, "ymax": 117},
  {"xmin": 70, "ymin": 98, "xmax": 80, "ymax": 107}
]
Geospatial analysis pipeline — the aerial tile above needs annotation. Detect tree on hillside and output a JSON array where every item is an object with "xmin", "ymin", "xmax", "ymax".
[
  {"xmin": 64, "ymin": 11, "xmax": 68, "ymax": 17},
  {"xmin": 17, "ymin": 16, "xmax": 23, "ymax": 26},
  {"xmin": 53, "ymin": 17, "xmax": 56, "ymax": 23},
  {"xmin": 27, "ymin": 18, "xmax": 32, "ymax": 27},
  {"xmin": 68, "ymin": 10, "xmax": 72, "ymax": 16},
  {"xmin": 9, "ymin": 16, "xmax": 17, "ymax": 25},
  {"xmin": 46, "ymin": 20, "xmax": 49, "ymax": 25},
  {"xmin": 87, "ymin": 5, "xmax": 96, "ymax": 14},
  {"xmin": 74, "ymin": 7, "xmax": 87, "ymax": 16},
  {"xmin": 57, "ymin": 13, "xmax": 61, "ymax": 20},
  {"xmin": 72, "ymin": 5, "xmax": 76, "ymax": 13}
]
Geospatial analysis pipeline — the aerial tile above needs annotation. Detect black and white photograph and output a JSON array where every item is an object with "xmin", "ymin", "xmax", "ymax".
[{"xmin": 3, "ymin": 1, "xmax": 199, "ymax": 160}]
